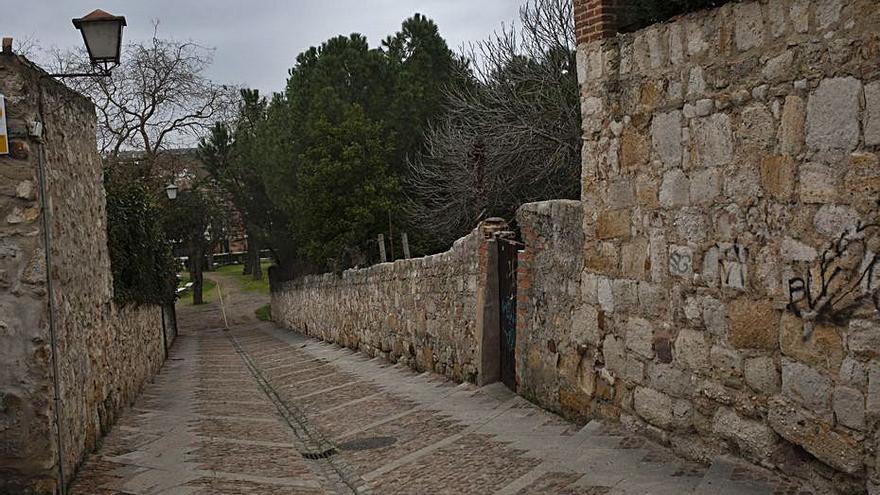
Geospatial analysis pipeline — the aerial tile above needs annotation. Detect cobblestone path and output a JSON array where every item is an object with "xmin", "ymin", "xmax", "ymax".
[{"xmin": 70, "ymin": 272, "xmax": 807, "ymax": 495}]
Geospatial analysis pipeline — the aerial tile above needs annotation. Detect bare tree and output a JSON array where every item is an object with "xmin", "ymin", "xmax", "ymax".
[
  {"xmin": 56, "ymin": 23, "xmax": 235, "ymax": 165},
  {"xmin": 407, "ymin": 0, "xmax": 581, "ymax": 246}
]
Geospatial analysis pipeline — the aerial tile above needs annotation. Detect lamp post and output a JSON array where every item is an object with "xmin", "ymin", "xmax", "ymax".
[{"xmin": 44, "ymin": 9, "xmax": 127, "ymax": 79}]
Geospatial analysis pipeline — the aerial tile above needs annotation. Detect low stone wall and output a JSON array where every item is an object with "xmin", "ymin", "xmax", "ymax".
[
  {"xmin": 565, "ymin": 0, "xmax": 880, "ymax": 492},
  {"xmin": 0, "ymin": 53, "xmax": 170, "ymax": 494},
  {"xmin": 273, "ymin": 230, "xmax": 485, "ymax": 382}
]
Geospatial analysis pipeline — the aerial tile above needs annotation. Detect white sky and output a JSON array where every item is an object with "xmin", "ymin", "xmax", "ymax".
[{"xmin": 7, "ymin": 0, "xmax": 523, "ymax": 95}]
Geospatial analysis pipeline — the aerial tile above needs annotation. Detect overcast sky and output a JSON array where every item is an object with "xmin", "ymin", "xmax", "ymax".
[{"xmin": 10, "ymin": 1, "xmax": 522, "ymax": 95}]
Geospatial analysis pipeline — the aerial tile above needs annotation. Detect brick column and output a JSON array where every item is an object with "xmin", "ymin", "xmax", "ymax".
[{"xmin": 574, "ymin": 0, "xmax": 619, "ymax": 45}]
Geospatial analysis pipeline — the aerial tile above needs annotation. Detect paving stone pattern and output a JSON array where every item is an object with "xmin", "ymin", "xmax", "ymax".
[{"xmin": 70, "ymin": 273, "xmax": 810, "ymax": 494}]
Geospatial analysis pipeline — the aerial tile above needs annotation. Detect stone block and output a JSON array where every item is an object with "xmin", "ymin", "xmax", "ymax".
[
  {"xmin": 690, "ymin": 167, "xmax": 721, "ymax": 204},
  {"xmin": 779, "ymin": 236, "xmax": 817, "ymax": 262},
  {"xmin": 759, "ymin": 154, "xmax": 795, "ymax": 201},
  {"xmin": 702, "ymin": 297, "xmax": 728, "ymax": 337},
  {"xmin": 647, "ymin": 363, "xmax": 692, "ymax": 397},
  {"xmin": 782, "ymin": 359, "xmax": 833, "ymax": 418},
  {"xmin": 633, "ymin": 386, "xmax": 675, "ymax": 429},
  {"xmin": 598, "ymin": 277, "xmax": 614, "ymax": 313},
  {"xmin": 728, "ymin": 299, "xmax": 778, "ymax": 350},
  {"xmin": 713, "ymin": 407, "xmax": 778, "ymax": 459},
  {"xmin": 780, "ymin": 313, "xmax": 844, "ymax": 373},
  {"xmin": 668, "ymin": 245, "xmax": 694, "ymax": 279},
  {"xmin": 652, "ymin": 111, "xmax": 682, "ymax": 168},
  {"xmin": 744, "ymin": 356, "xmax": 780, "ymax": 394},
  {"xmin": 840, "ymin": 357, "xmax": 867, "ymax": 389},
  {"xmin": 571, "ymin": 304, "xmax": 601, "ymax": 347},
  {"xmin": 603, "ymin": 334, "xmax": 626, "ymax": 376},
  {"xmin": 790, "ymin": 0, "xmax": 810, "ymax": 33},
  {"xmin": 674, "ymin": 210, "xmax": 707, "ymax": 244},
  {"xmin": 816, "ymin": 0, "xmax": 842, "ymax": 29},
  {"xmin": 625, "ymin": 317, "xmax": 654, "ymax": 359},
  {"xmin": 675, "ymin": 329, "xmax": 709, "ymax": 372},
  {"xmin": 635, "ymin": 175, "xmax": 659, "ymax": 208},
  {"xmin": 585, "ymin": 241, "xmax": 620, "ymax": 274},
  {"xmin": 813, "ymin": 204, "xmax": 860, "ymax": 238},
  {"xmin": 763, "ymin": 51, "xmax": 794, "ymax": 82},
  {"xmin": 806, "ymin": 77, "xmax": 862, "ymax": 151},
  {"xmin": 778, "ymin": 95, "xmax": 806, "ymax": 155},
  {"xmin": 710, "ymin": 346, "xmax": 742, "ymax": 379},
  {"xmin": 866, "ymin": 82, "xmax": 880, "ymax": 146},
  {"xmin": 687, "ymin": 68, "xmax": 707, "ymax": 99},
  {"xmin": 848, "ymin": 320, "xmax": 880, "ymax": 359},
  {"xmin": 734, "ymin": 1, "xmax": 765, "ymax": 51},
  {"xmin": 659, "ymin": 169, "xmax": 690, "ymax": 208},
  {"xmin": 692, "ymin": 113, "xmax": 733, "ymax": 167},
  {"xmin": 596, "ymin": 209, "xmax": 631, "ymax": 240},
  {"xmin": 868, "ymin": 362, "xmax": 880, "ymax": 418},
  {"xmin": 620, "ymin": 238, "xmax": 649, "ymax": 281},
  {"xmin": 798, "ymin": 162, "xmax": 838, "ymax": 204},
  {"xmin": 768, "ymin": 398, "xmax": 863, "ymax": 474},
  {"xmin": 620, "ymin": 128, "xmax": 650, "ymax": 170},
  {"xmin": 606, "ymin": 179, "xmax": 635, "ymax": 209},
  {"xmin": 833, "ymin": 386, "xmax": 865, "ymax": 431}
]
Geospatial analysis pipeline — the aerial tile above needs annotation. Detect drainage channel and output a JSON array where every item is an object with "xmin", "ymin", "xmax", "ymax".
[{"xmin": 225, "ymin": 332, "xmax": 369, "ymax": 494}]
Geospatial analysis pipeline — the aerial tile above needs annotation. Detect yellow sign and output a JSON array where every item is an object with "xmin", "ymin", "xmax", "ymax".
[{"xmin": 0, "ymin": 95, "xmax": 7, "ymax": 155}]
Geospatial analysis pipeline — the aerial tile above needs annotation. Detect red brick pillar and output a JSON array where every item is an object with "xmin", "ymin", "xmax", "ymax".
[{"xmin": 574, "ymin": 0, "xmax": 620, "ymax": 45}]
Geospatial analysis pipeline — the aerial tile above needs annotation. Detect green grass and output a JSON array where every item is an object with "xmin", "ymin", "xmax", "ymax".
[
  {"xmin": 214, "ymin": 262, "xmax": 272, "ymax": 294},
  {"xmin": 255, "ymin": 304, "xmax": 272, "ymax": 322},
  {"xmin": 177, "ymin": 275, "xmax": 217, "ymax": 305}
]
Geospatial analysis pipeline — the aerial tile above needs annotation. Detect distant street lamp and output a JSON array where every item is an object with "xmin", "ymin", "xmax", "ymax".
[
  {"xmin": 165, "ymin": 183, "xmax": 179, "ymax": 201},
  {"xmin": 73, "ymin": 9, "xmax": 127, "ymax": 71},
  {"xmin": 43, "ymin": 9, "xmax": 127, "ymax": 79}
]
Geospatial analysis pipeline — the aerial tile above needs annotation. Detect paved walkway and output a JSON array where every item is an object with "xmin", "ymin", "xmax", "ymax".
[{"xmin": 70, "ymin": 271, "xmax": 807, "ymax": 495}]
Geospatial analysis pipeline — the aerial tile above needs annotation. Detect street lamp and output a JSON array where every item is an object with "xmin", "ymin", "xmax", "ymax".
[
  {"xmin": 73, "ymin": 10, "xmax": 127, "ymax": 70},
  {"xmin": 165, "ymin": 183, "xmax": 179, "ymax": 201},
  {"xmin": 44, "ymin": 9, "xmax": 127, "ymax": 79}
]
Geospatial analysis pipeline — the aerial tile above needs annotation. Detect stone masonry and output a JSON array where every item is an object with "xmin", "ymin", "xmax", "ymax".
[
  {"xmin": 569, "ymin": 0, "xmax": 880, "ymax": 493},
  {"xmin": 0, "ymin": 53, "xmax": 169, "ymax": 494}
]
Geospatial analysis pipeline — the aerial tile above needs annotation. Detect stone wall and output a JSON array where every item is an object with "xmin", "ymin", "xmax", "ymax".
[
  {"xmin": 0, "ymin": 53, "xmax": 168, "ymax": 494},
  {"xmin": 557, "ymin": 0, "xmax": 880, "ymax": 492},
  {"xmin": 515, "ymin": 200, "xmax": 587, "ymax": 416},
  {"xmin": 273, "ymin": 229, "xmax": 487, "ymax": 383}
]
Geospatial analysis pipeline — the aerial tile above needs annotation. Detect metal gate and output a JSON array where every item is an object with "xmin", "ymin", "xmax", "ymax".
[{"xmin": 498, "ymin": 238, "xmax": 518, "ymax": 390}]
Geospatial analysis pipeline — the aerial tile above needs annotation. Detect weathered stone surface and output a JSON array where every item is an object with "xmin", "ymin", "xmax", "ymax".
[
  {"xmin": 597, "ymin": 209, "xmax": 631, "ymax": 240},
  {"xmin": 710, "ymin": 345, "xmax": 742, "ymax": 379},
  {"xmin": 778, "ymin": 95, "xmax": 806, "ymax": 155},
  {"xmin": 763, "ymin": 51, "xmax": 794, "ymax": 82},
  {"xmin": 728, "ymin": 299, "xmax": 778, "ymax": 350},
  {"xmin": 659, "ymin": 169, "xmax": 690, "ymax": 208},
  {"xmin": 813, "ymin": 204, "xmax": 860, "ymax": 238},
  {"xmin": 734, "ymin": 2, "xmax": 765, "ymax": 51},
  {"xmin": 768, "ymin": 398, "xmax": 863, "ymax": 474},
  {"xmin": 782, "ymin": 359, "xmax": 833, "ymax": 418},
  {"xmin": 625, "ymin": 317, "xmax": 654, "ymax": 359},
  {"xmin": 798, "ymin": 162, "xmax": 839, "ymax": 204},
  {"xmin": 668, "ymin": 245, "xmax": 694, "ymax": 278},
  {"xmin": 840, "ymin": 357, "xmax": 867, "ymax": 389},
  {"xmin": 604, "ymin": 334, "xmax": 626, "ymax": 377},
  {"xmin": 620, "ymin": 238, "xmax": 649, "ymax": 280},
  {"xmin": 690, "ymin": 167, "xmax": 721, "ymax": 204},
  {"xmin": 779, "ymin": 236, "xmax": 817, "ymax": 262},
  {"xmin": 675, "ymin": 329, "xmax": 709, "ymax": 371},
  {"xmin": 848, "ymin": 320, "xmax": 880, "ymax": 359},
  {"xmin": 806, "ymin": 77, "xmax": 862, "ymax": 151},
  {"xmin": 833, "ymin": 386, "xmax": 866, "ymax": 431},
  {"xmin": 868, "ymin": 362, "xmax": 880, "ymax": 418},
  {"xmin": 633, "ymin": 387, "xmax": 675, "ymax": 429},
  {"xmin": 744, "ymin": 356, "xmax": 780, "ymax": 394},
  {"xmin": 713, "ymin": 407, "xmax": 778, "ymax": 459},
  {"xmin": 620, "ymin": 128, "xmax": 650, "ymax": 170},
  {"xmin": 866, "ymin": 82, "xmax": 880, "ymax": 146},
  {"xmin": 760, "ymin": 154, "xmax": 795, "ymax": 201},
  {"xmin": 652, "ymin": 111, "xmax": 682, "ymax": 168},
  {"xmin": 692, "ymin": 113, "xmax": 733, "ymax": 167},
  {"xmin": 780, "ymin": 313, "xmax": 844, "ymax": 373}
]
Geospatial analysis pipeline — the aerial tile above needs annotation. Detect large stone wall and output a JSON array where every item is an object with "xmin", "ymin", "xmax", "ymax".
[
  {"xmin": 273, "ymin": 229, "xmax": 486, "ymax": 382},
  {"xmin": 0, "ymin": 53, "xmax": 168, "ymax": 494},
  {"xmin": 554, "ymin": 0, "xmax": 880, "ymax": 492}
]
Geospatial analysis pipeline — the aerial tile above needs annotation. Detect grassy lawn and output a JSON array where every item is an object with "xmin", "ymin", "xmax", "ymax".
[
  {"xmin": 214, "ymin": 262, "xmax": 272, "ymax": 294},
  {"xmin": 177, "ymin": 274, "xmax": 217, "ymax": 305}
]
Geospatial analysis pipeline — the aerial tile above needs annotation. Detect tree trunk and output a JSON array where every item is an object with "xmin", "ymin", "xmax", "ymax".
[
  {"xmin": 243, "ymin": 236, "xmax": 254, "ymax": 276},
  {"xmin": 252, "ymin": 238, "xmax": 262, "ymax": 281},
  {"xmin": 191, "ymin": 247, "xmax": 205, "ymax": 305}
]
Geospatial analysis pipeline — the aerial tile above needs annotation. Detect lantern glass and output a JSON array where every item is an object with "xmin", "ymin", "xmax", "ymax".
[
  {"xmin": 72, "ymin": 10, "xmax": 126, "ymax": 66},
  {"xmin": 165, "ymin": 184, "xmax": 179, "ymax": 201}
]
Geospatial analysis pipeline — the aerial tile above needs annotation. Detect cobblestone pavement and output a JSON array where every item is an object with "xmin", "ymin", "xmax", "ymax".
[{"xmin": 70, "ymin": 272, "xmax": 809, "ymax": 495}]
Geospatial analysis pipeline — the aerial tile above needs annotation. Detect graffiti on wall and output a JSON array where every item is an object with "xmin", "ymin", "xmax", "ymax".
[
  {"xmin": 717, "ymin": 242, "xmax": 748, "ymax": 290},
  {"xmin": 787, "ymin": 221, "xmax": 880, "ymax": 334}
]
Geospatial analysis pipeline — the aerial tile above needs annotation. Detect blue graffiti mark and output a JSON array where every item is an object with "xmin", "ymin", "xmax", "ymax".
[{"xmin": 501, "ymin": 295, "xmax": 516, "ymax": 349}]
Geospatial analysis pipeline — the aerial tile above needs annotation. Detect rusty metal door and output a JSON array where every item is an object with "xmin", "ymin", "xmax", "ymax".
[{"xmin": 498, "ymin": 239, "xmax": 518, "ymax": 390}]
